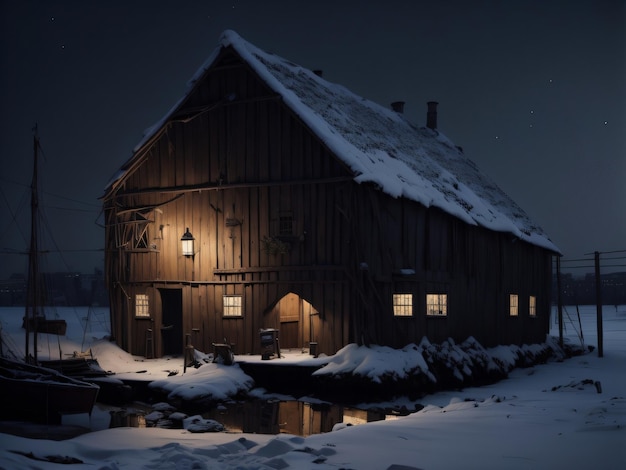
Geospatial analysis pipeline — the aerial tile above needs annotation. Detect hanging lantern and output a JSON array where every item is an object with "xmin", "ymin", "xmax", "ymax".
[{"xmin": 181, "ymin": 227, "xmax": 195, "ymax": 256}]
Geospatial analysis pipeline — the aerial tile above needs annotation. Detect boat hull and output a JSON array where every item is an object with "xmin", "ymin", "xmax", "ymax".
[
  {"xmin": 22, "ymin": 317, "xmax": 67, "ymax": 336},
  {"xmin": 0, "ymin": 358, "xmax": 99, "ymax": 424}
]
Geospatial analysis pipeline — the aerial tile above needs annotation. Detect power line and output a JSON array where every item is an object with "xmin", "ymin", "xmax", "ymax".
[
  {"xmin": 558, "ymin": 251, "xmax": 626, "ymax": 268},
  {"xmin": 584, "ymin": 249, "xmax": 626, "ymax": 256},
  {"xmin": 596, "ymin": 255, "xmax": 626, "ymax": 261}
]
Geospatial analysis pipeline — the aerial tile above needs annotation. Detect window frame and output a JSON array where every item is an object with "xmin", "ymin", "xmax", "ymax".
[
  {"xmin": 392, "ymin": 293, "xmax": 413, "ymax": 317},
  {"xmin": 529, "ymin": 295, "xmax": 537, "ymax": 317},
  {"xmin": 223, "ymin": 294, "xmax": 243, "ymax": 318},
  {"xmin": 426, "ymin": 293, "xmax": 448, "ymax": 317},
  {"xmin": 509, "ymin": 294, "xmax": 519, "ymax": 317},
  {"xmin": 278, "ymin": 211, "xmax": 294, "ymax": 237},
  {"xmin": 135, "ymin": 293, "xmax": 150, "ymax": 318}
]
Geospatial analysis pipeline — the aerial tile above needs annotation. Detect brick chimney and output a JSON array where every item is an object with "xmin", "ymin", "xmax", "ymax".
[
  {"xmin": 426, "ymin": 101, "xmax": 438, "ymax": 130},
  {"xmin": 391, "ymin": 101, "xmax": 405, "ymax": 113}
]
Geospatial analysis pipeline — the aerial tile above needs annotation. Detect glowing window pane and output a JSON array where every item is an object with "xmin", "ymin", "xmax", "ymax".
[
  {"xmin": 136, "ymin": 294, "xmax": 149, "ymax": 318},
  {"xmin": 529, "ymin": 295, "xmax": 536, "ymax": 317},
  {"xmin": 393, "ymin": 293, "xmax": 413, "ymax": 317},
  {"xmin": 426, "ymin": 294, "xmax": 447, "ymax": 316},
  {"xmin": 223, "ymin": 295, "xmax": 243, "ymax": 317},
  {"xmin": 509, "ymin": 294, "xmax": 519, "ymax": 316}
]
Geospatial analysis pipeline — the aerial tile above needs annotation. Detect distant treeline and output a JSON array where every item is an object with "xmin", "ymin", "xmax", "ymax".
[
  {"xmin": 554, "ymin": 271, "xmax": 626, "ymax": 306},
  {"xmin": 0, "ymin": 270, "xmax": 108, "ymax": 307}
]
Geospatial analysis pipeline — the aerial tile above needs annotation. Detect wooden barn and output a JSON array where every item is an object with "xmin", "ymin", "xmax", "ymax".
[{"xmin": 103, "ymin": 30, "xmax": 560, "ymax": 359}]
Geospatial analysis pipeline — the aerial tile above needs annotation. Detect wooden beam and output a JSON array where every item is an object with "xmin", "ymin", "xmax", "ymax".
[
  {"xmin": 121, "ymin": 279, "xmax": 348, "ymax": 286},
  {"xmin": 114, "ymin": 176, "xmax": 353, "ymax": 198},
  {"xmin": 114, "ymin": 194, "xmax": 185, "ymax": 216},
  {"xmin": 214, "ymin": 265, "xmax": 344, "ymax": 274}
]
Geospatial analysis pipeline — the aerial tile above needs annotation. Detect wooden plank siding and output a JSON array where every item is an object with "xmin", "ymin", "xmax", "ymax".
[{"xmin": 104, "ymin": 46, "xmax": 554, "ymax": 358}]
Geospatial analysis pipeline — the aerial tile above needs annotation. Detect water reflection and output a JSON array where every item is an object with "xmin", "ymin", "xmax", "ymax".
[
  {"xmin": 206, "ymin": 400, "xmax": 345, "ymax": 436},
  {"xmin": 109, "ymin": 409, "xmax": 147, "ymax": 429},
  {"xmin": 109, "ymin": 400, "xmax": 412, "ymax": 436}
]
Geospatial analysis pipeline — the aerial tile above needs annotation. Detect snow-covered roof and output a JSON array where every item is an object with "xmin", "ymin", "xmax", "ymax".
[{"xmin": 125, "ymin": 30, "xmax": 559, "ymax": 253}]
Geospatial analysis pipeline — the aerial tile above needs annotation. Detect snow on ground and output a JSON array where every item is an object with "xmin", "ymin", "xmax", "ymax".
[{"xmin": 0, "ymin": 305, "xmax": 625, "ymax": 469}]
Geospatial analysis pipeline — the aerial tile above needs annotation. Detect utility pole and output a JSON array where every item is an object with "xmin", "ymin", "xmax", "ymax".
[
  {"xmin": 594, "ymin": 251, "xmax": 603, "ymax": 358},
  {"xmin": 556, "ymin": 256, "xmax": 563, "ymax": 348}
]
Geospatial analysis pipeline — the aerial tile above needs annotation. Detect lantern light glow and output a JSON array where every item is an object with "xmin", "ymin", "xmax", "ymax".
[{"xmin": 181, "ymin": 228, "xmax": 195, "ymax": 256}]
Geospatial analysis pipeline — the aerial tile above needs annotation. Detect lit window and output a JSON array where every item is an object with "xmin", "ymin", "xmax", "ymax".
[
  {"xmin": 136, "ymin": 294, "xmax": 149, "ymax": 318},
  {"xmin": 393, "ymin": 293, "xmax": 413, "ymax": 317},
  {"xmin": 509, "ymin": 294, "xmax": 519, "ymax": 316},
  {"xmin": 223, "ymin": 295, "xmax": 243, "ymax": 317},
  {"xmin": 529, "ymin": 295, "xmax": 536, "ymax": 317},
  {"xmin": 426, "ymin": 294, "xmax": 447, "ymax": 316}
]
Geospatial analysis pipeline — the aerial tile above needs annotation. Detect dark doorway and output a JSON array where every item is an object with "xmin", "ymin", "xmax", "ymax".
[{"xmin": 159, "ymin": 288, "xmax": 183, "ymax": 356}]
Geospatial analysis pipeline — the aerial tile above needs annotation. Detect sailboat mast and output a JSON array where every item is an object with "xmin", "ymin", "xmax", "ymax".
[{"xmin": 24, "ymin": 127, "xmax": 41, "ymax": 363}]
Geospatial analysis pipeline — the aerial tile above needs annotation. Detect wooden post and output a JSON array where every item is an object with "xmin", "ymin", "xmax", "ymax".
[
  {"xmin": 594, "ymin": 251, "xmax": 603, "ymax": 358},
  {"xmin": 556, "ymin": 256, "xmax": 563, "ymax": 348},
  {"xmin": 184, "ymin": 333, "xmax": 191, "ymax": 373}
]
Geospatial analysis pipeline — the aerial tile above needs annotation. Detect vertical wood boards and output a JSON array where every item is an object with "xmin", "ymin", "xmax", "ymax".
[{"xmin": 105, "ymin": 47, "xmax": 555, "ymax": 358}]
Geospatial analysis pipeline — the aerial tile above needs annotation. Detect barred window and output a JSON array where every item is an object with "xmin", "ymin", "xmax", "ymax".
[
  {"xmin": 279, "ymin": 212, "xmax": 293, "ymax": 236},
  {"xmin": 223, "ymin": 295, "xmax": 243, "ymax": 317},
  {"xmin": 426, "ymin": 294, "xmax": 447, "ymax": 316},
  {"xmin": 393, "ymin": 293, "xmax": 413, "ymax": 317},
  {"xmin": 136, "ymin": 294, "xmax": 150, "ymax": 318}
]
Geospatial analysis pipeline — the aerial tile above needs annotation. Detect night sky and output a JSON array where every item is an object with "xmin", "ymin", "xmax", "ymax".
[{"xmin": 1, "ymin": 0, "xmax": 624, "ymax": 279}]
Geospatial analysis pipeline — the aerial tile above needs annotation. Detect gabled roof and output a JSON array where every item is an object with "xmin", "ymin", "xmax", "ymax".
[{"xmin": 112, "ymin": 30, "xmax": 559, "ymax": 254}]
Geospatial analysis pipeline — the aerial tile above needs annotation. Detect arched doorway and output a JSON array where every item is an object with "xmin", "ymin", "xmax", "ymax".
[{"xmin": 269, "ymin": 292, "xmax": 319, "ymax": 350}]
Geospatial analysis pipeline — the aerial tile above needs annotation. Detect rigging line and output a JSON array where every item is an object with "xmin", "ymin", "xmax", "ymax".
[
  {"xmin": 39, "ymin": 205, "xmax": 104, "ymax": 274},
  {"xmin": 0, "ymin": 185, "xmax": 13, "ymax": 211},
  {"xmin": 1, "ymin": 162, "xmax": 100, "ymax": 210},
  {"xmin": 38, "ymin": 188, "xmax": 101, "ymax": 208},
  {"xmin": 0, "ymin": 248, "xmax": 103, "ymax": 254},
  {"xmin": 93, "ymin": 207, "xmax": 105, "ymax": 229},
  {"xmin": 36, "ymin": 191, "xmax": 76, "ymax": 274},
  {"xmin": 44, "ymin": 204, "xmax": 101, "ymax": 214},
  {"xmin": 0, "ymin": 324, "xmax": 23, "ymax": 360},
  {"xmin": 45, "ymin": 192, "xmax": 102, "ymax": 208},
  {"xmin": 0, "ymin": 174, "xmax": 29, "ymax": 187},
  {"xmin": 2, "ymin": 177, "xmax": 99, "ymax": 209},
  {"xmin": 0, "ymin": 185, "xmax": 29, "ymax": 246}
]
